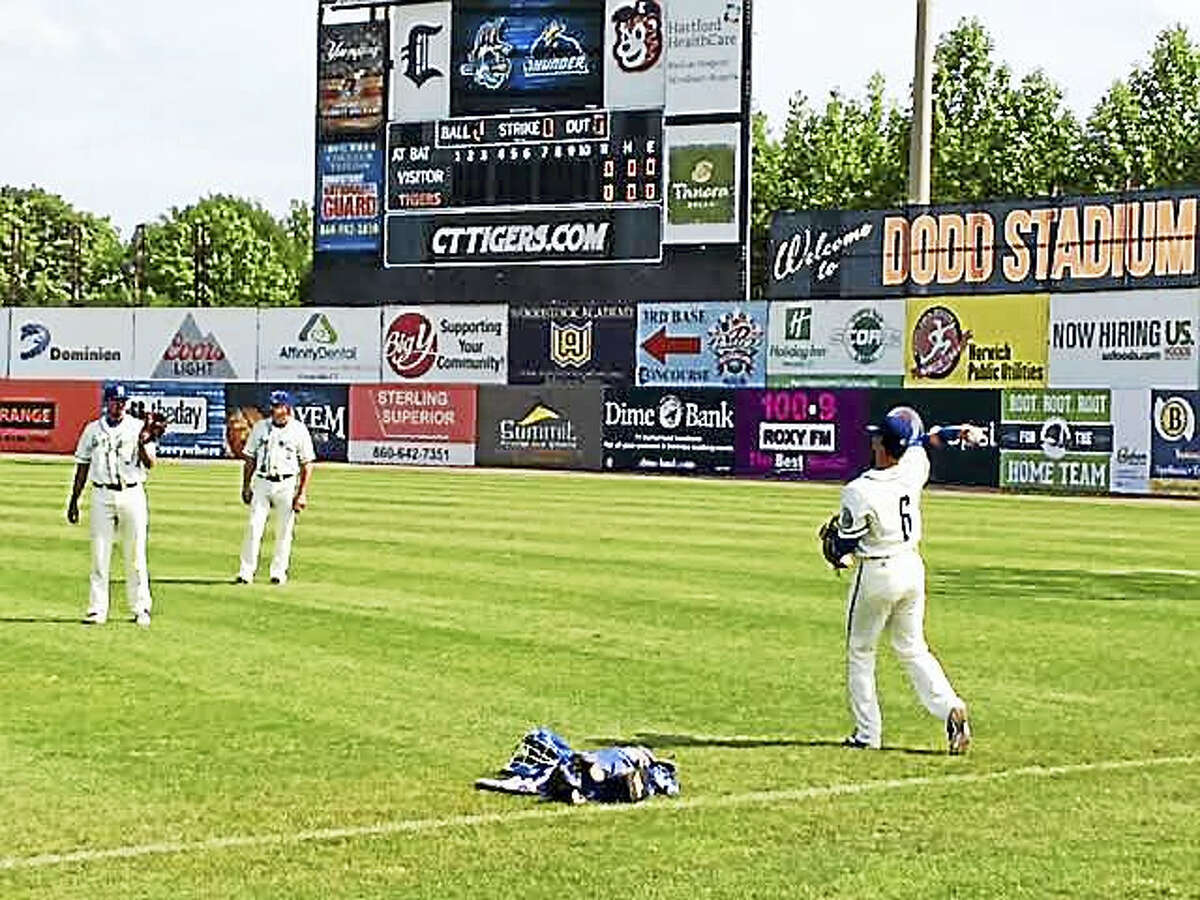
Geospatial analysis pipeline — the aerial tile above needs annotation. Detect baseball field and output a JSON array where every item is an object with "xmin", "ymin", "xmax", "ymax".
[{"xmin": 0, "ymin": 455, "xmax": 1196, "ymax": 898}]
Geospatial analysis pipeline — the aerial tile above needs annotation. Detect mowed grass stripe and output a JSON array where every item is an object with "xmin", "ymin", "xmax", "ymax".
[{"xmin": 1, "ymin": 457, "xmax": 1197, "ymax": 898}]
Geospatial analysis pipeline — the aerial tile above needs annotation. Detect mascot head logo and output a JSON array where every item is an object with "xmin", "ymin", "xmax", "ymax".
[{"xmin": 611, "ymin": 0, "xmax": 663, "ymax": 73}]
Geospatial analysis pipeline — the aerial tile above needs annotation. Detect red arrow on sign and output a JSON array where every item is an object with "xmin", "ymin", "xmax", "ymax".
[{"xmin": 641, "ymin": 326, "xmax": 701, "ymax": 364}]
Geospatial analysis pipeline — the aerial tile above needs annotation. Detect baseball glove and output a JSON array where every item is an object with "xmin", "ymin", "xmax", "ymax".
[
  {"xmin": 138, "ymin": 409, "xmax": 169, "ymax": 443},
  {"xmin": 818, "ymin": 514, "xmax": 851, "ymax": 570}
]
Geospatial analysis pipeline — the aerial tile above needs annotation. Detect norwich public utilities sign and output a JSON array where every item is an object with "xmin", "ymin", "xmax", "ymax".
[{"xmin": 768, "ymin": 190, "xmax": 1199, "ymax": 298}]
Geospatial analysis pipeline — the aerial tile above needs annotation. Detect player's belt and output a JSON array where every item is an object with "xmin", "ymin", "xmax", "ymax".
[
  {"xmin": 93, "ymin": 483, "xmax": 133, "ymax": 491},
  {"xmin": 257, "ymin": 473, "xmax": 295, "ymax": 482}
]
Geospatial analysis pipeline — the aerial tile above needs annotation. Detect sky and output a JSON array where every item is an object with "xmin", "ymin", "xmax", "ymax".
[{"xmin": 1, "ymin": 0, "xmax": 1197, "ymax": 235}]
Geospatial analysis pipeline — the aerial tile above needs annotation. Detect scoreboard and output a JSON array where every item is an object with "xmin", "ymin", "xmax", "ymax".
[
  {"xmin": 388, "ymin": 110, "xmax": 661, "ymax": 210},
  {"xmin": 314, "ymin": 0, "xmax": 750, "ymax": 303}
]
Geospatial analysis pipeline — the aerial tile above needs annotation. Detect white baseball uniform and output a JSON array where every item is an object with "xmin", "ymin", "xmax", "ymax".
[
  {"xmin": 74, "ymin": 415, "xmax": 154, "ymax": 622},
  {"xmin": 238, "ymin": 417, "xmax": 315, "ymax": 584},
  {"xmin": 838, "ymin": 444, "xmax": 965, "ymax": 748}
]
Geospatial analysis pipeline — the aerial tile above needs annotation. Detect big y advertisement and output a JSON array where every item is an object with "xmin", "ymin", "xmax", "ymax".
[
  {"xmin": 905, "ymin": 295, "xmax": 1048, "ymax": 389},
  {"xmin": 349, "ymin": 384, "xmax": 476, "ymax": 466},
  {"xmin": 9, "ymin": 308, "xmax": 134, "ymax": 380},
  {"xmin": 258, "ymin": 307, "xmax": 381, "ymax": 382},
  {"xmin": 767, "ymin": 300, "xmax": 904, "ymax": 387},
  {"xmin": 999, "ymin": 389, "xmax": 1113, "ymax": 495},
  {"xmin": 381, "ymin": 305, "xmax": 506, "ymax": 383},
  {"xmin": 1049, "ymin": 290, "xmax": 1199, "ymax": 389}
]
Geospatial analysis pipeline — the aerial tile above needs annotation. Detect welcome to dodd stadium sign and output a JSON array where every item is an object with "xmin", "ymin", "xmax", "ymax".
[{"xmin": 768, "ymin": 189, "xmax": 1199, "ymax": 298}]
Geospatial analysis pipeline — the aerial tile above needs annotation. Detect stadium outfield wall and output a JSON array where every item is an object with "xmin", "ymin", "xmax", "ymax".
[{"xmin": 1, "ymin": 298, "xmax": 1197, "ymax": 497}]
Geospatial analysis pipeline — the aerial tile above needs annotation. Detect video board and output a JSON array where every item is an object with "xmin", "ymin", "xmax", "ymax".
[{"xmin": 314, "ymin": 0, "xmax": 751, "ymax": 303}]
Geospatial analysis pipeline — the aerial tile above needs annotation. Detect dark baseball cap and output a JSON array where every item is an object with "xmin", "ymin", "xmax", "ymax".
[
  {"xmin": 269, "ymin": 390, "xmax": 292, "ymax": 407},
  {"xmin": 102, "ymin": 382, "xmax": 128, "ymax": 402}
]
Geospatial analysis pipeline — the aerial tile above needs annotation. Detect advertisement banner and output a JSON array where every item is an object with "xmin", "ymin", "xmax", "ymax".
[
  {"xmin": 904, "ymin": 295, "xmax": 1048, "ymax": 390},
  {"xmin": 0, "ymin": 308, "xmax": 9, "ymax": 377},
  {"xmin": 999, "ymin": 389, "xmax": 1113, "ymax": 494},
  {"xmin": 133, "ymin": 308, "xmax": 259, "ymax": 382},
  {"xmin": 316, "ymin": 141, "xmax": 383, "ymax": 253},
  {"xmin": 123, "ymin": 381, "xmax": 226, "ymax": 460},
  {"xmin": 508, "ymin": 302, "xmax": 635, "ymax": 386},
  {"xmin": 664, "ymin": 0, "xmax": 745, "ymax": 116},
  {"xmin": 384, "ymin": 206, "xmax": 663, "ymax": 267},
  {"xmin": 869, "ymin": 390, "xmax": 1001, "ymax": 486},
  {"xmin": 476, "ymin": 385, "xmax": 604, "ymax": 470},
  {"xmin": 768, "ymin": 191, "xmax": 1200, "ymax": 299},
  {"xmin": 450, "ymin": 3, "xmax": 605, "ymax": 116},
  {"xmin": 766, "ymin": 300, "xmax": 905, "ymax": 387},
  {"xmin": 604, "ymin": 0, "xmax": 666, "ymax": 110},
  {"xmin": 602, "ymin": 387, "xmax": 735, "ymax": 474},
  {"xmin": 318, "ymin": 22, "xmax": 386, "ymax": 136},
  {"xmin": 225, "ymin": 383, "xmax": 350, "ymax": 463},
  {"xmin": 636, "ymin": 301, "xmax": 767, "ymax": 388},
  {"xmin": 1111, "ymin": 389, "xmax": 1151, "ymax": 495},
  {"xmin": 664, "ymin": 122, "xmax": 741, "ymax": 245},
  {"xmin": 257, "ymin": 307, "xmax": 381, "ymax": 383},
  {"xmin": 8, "ymin": 308, "xmax": 135, "ymax": 380},
  {"xmin": 0, "ymin": 379, "xmax": 100, "ymax": 455},
  {"xmin": 1150, "ymin": 390, "xmax": 1200, "ymax": 495},
  {"xmin": 381, "ymin": 304, "xmax": 506, "ymax": 383},
  {"xmin": 390, "ymin": 1, "xmax": 452, "ymax": 123},
  {"xmin": 1049, "ymin": 290, "xmax": 1199, "ymax": 389},
  {"xmin": 349, "ymin": 384, "xmax": 476, "ymax": 466},
  {"xmin": 735, "ymin": 389, "xmax": 870, "ymax": 479}
]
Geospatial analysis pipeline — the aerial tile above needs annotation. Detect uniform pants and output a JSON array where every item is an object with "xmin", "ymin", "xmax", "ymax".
[
  {"xmin": 239, "ymin": 475, "xmax": 297, "ymax": 583},
  {"xmin": 88, "ymin": 484, "xmax": 152, "ymax": 619},
  {"xmin": 845, "ymin": 552, "xmax": 963, "ymax": 747}
]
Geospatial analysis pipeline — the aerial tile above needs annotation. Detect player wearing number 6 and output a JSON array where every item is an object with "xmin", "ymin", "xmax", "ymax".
[{"xmin": 819, "ymin": 406, "xmax": 986, "ymax": 754}]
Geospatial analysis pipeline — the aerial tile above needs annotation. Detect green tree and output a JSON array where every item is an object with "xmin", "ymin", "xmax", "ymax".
[
  {"xmin": 1077, "ymin": 25, "xmax": 1200, "ymax": 192},
  {"xmin": 0, "ymin": 187, "xmax": 128, "ymax": 306},
  {"xmin": 930, "ymin": 19, "xmax": 1080, "ymax": 201},
  {"xmin": 140, "ymin": 195, "xmax": 304, "ymax": 307},
  {"xmin": 751, "ymin": 75, "xmax": 908, "ymax": 294}
]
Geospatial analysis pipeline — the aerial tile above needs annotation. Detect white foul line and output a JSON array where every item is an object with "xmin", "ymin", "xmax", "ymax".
[{"xmin": 1, "ymin": 754, "xmax": 1196, "ymax": 872}]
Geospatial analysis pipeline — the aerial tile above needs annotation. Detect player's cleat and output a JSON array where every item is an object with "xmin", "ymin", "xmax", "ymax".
[
  {"xmin": 842, "ymin": 735, "xmax": 876, "ymax": 750},
  {"xmin": 81, "ymin": 611, "xmax": 106, "ymax": 626},
  {"xmin": 233, "ymin": 576, "xmax": 250, "ymax": 585},
  {"xmin": 947, "ymin": 705, "xmax": 971, "ymax": 755},
  {"xmin": 270, "ymin": 577, "xmax": 283, "ymax": 585},
  {"xmin": 134, "ymin": 610, "xmax": 151, "ymax": 628}
]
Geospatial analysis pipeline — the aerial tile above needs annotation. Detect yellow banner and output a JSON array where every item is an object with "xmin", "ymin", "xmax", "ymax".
[{"xmin": 904, "ymin": 294, "xmax": 1049, "ymax": 389}]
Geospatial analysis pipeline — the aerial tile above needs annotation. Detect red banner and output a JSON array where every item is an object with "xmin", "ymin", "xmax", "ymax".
[
  {"xmin": 0, "ymin": 380, "xmax": 101, "ymax": 454},
  {"xmin": 349, "ymin": 384, "xmax": 476, "ymax": 466}
]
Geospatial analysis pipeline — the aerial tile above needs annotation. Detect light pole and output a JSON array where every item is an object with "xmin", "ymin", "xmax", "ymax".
[
  {"xmin": 907, "ymin": 0, "xmax": 934, "ymax": 206},
  {"xmin": 193, "ymin": 221, "xmax": 211, "ymax": 306}
]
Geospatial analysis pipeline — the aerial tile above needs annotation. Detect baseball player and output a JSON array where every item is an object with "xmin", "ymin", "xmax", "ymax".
[
  {"xmin": 235, "ymin": 390, "xmax": 315, "ymax": 586},
  {"xmin": 819, "ymin": 407, "xmax": 985, "ymax": 754},
  {"xmin": 66, "ymin": 383, "xmax": 165, "ymax": 627}
]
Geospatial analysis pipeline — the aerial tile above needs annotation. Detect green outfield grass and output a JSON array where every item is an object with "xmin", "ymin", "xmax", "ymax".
[{"xmin": 0, "ymin": 456, "xmax": 1196, "ymax": 899}]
